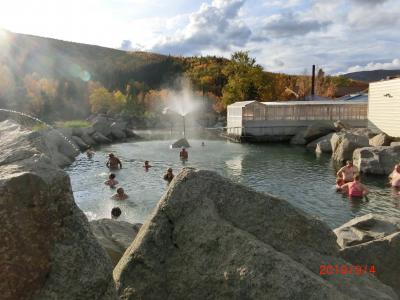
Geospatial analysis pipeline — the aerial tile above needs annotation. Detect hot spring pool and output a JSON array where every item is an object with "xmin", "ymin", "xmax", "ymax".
[{"xmin": 65, "ymin": 139, "xmax": 400, "ymax": 228}]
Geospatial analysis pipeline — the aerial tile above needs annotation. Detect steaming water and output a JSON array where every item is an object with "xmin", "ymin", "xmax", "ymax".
[{"xmin": 66, "ymin": 138, "xmax": 400, "ymax": 228}]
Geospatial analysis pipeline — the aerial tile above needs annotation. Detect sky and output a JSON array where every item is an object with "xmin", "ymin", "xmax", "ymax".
[{"xmin": 0, "ymin": 0, "xmax": 399, "ymax": 74}]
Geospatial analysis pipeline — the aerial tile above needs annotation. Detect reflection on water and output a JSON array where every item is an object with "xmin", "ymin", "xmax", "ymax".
[{"xmin": 66, "ymin": 139, "xmax": 400, "ymax": 228}]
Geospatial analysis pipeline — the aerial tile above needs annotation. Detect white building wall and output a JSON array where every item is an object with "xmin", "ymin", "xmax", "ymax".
[{"xmin": 368, "ymin": 78, "xmax": 400, "ymax": 137}]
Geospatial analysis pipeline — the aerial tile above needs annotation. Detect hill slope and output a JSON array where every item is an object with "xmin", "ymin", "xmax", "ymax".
[{"xmin": 343, "ymin": 69, "xmax": 400, "ymax": 82}]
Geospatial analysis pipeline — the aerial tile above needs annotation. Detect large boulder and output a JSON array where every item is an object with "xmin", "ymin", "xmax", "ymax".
[
  {"xmin": 171, "ymin": 137, "xmax": 191, "ymax": 148},
  {"xmin": 303, "ymin": 123, "xmax": 335, "ymax": 143},
  {"xmin": 113, "ymin": 168, "xmax": 397, "ymax": 300},
  {"xmin": 110, "ymin": 122, "xmax": 127, "ymax": 140},
  {"xmin": 71, "ymin": 135, "xmax": 89, "ymax": 151},
  {"xmin": 92, "ymin": 115, "xmax": 113, "ymax": 137},
  {"xmin": 391, "ymin": 142, "xmax": 400, "ymax": 147},
  {"xmin": 369, "ymin": 133, "xmax": 393, "ymax": 147},
  {"xmin": 333, "ymin": 214, "xmax": 400, "ymax": 248},
  {"xmin": 90, "ymin": 219, "xmax": 142, "ymax": 267},
  {"xmin": 306, "ymin": 133, "xmax": 334, "ymax": 153},
  {"xmin": 336, "ymin": 215, "xmax": 400, "ymax": 297},
  {"xmin": 334, "ymin": 120, "xmax": 350, "ymax": 131},
  {"xmin": 353, "ymin": 146, "xmax": 400, "ymax": 175},
  {"xmin": 0, "ymin": 120, "xmax": 117, "ymax": 300},
  {"xmin": 92, "ymin": 131, "xmax": 112, "ymax": 144},
  {"xmin": 41, "ymin": 129, "xmax": 80, "ymax": 167},
  {"xmin": 331, "ymin": 132, "xmax": 369, "ymax": 163}
]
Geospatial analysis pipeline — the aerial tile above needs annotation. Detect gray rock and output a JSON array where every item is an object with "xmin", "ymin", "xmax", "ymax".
[
  {"xmin": 114, "ymin": 168, "xmax": 397, "ymax": 300},
  {"xmin": 71, "ymin": 135, "xmax": 89, "ymax": 151},
  {"xmin": 92, "ymin": 131, "xmax": 112, "ymax": 144},
  {"xmin": 391, "ymin": 142, "xmax": 400, "ymax": 147},
  {"xmin": 353, "ymin": 146, "xmax": 400, "ymax": 175},
  {"xmin": 333, "ymin": 214, "xmax": 400, "ymax": 248},
  {"xmin": 369, "ymin": 133, "xmax": 393, "ymax": 147},
  {"xmin": 110, "ymin": 122, "xmax": 127, "ymax": 140},
  {"xmin": 90, "ymin": 219, "xmax": 142, "ymax": 267},
  {"xmin": 336, "ymin": 214, "xmax": 400, "ymax": 297},
  {"xmin": 171, "ymin": 137, "xmax": 191, "ymax": 148},
  {"xmin": 306, "ymin": 133, "xmax": 334, "ymax": 153},
  {"xmin": 82, "ymin": 126, "xmax": 96, "ymax": 136},
  {"xmin": 0, "ymin": 120, "xmax": 117, "ymax": 300},
  {"xmin": 303, "ymin": 123, "xmax": 335, "ymax": 143},
  {"xmin": 92, "ymin": 116, "xmax": 113, "ymax": 137},
  {"xmin": 334, "ymin": 120, "xmax": 350, "ymax": 131},
  {"xmin": 80, "ymin": 132, "xmax": 97, "ymax": 146},
  {"xmin": 290, "ymin": 129, "xmax": 307, "ymax": 145},
  {"xmin": 331, "ymin": 132, "xmax": 369, "ymax": 163}
]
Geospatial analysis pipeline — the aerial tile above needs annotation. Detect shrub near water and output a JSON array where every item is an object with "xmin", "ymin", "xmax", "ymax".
[{"xmin": 60, "ymin": 120, "xmax": 91, "ymax": 128}]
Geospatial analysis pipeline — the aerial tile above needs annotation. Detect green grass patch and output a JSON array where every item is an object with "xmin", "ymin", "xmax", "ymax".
[
  {"xmin": 59, "ymin": 120, "xmax": 91, "ymax": 128},
  {"xmin": 32, "ymin": 123, "xmax": 48, "ymax": 131}
]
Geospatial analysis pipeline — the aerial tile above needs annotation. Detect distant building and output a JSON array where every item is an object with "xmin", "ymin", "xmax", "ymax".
[
  {"xmin": 226, "ymin": 99, "xmax": 368, "ymax": 142},
  {"xmin": 368, "ymin": 77, "xmax": 400, "ymax": 137}
]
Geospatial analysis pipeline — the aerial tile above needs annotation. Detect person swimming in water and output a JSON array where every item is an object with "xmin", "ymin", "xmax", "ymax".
[
  {"xmin": 180, "ymin": 147, "xmax": 188, "ymax": 160},
  {"xmin": 111, "ymin": 207, "xmax": 122, "ymax": 219},
  {"xmin": 106, "ymin": 153, "xmax": 122, "ymax": 169},
  {"xmin": 340, "ymin": 175, "xmax": 369, "ymax": 198},
  {"xmin": 104, "ymin": 173, "xmax": 118, "ymax": 188},
  {"xmin": 389, "ymin": 164, "xmax": 400, "ymax": 189},
  {"xmin": 337, "ymin": 160, "xmax": 358, "ymax": 183},
  {"xmin": 144, "ymin": 160, "xmax": 152, "ymax": 171},
  {"xmin": 86, "ymin": 147, "xmax": 95, "ymax": 159},
  {"xmin": 201, "ymin": 142, "xmax": 205, "ymax": 147},
  {"xmin": 163, "ymin": 168, "xmax": 174, "ymax": 184},
  {"xmin": 112, "ymin": 187, "xmax": 128, "ymax": 200}
]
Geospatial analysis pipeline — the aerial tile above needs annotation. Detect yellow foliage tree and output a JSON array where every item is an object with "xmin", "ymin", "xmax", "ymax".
[{"xmin": 89, "ymin": 87, "xmax": 113, "ymax": 114}]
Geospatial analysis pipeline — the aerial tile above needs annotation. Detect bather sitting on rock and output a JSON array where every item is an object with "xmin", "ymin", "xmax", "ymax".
[
  {"xmin": 112, "ymin": 187, "xmax": 129, "ymax": 200},
  {"xmin": 143, "ymin": 160, "xmax": 152, "ymax": 171},
  {"xmin": 180, "ymin": 147, "xmax": 188, "ymax": 160},
  {"xmin": 340, "ymin": 175, "xmax": 369, "ymax": 198},
  {"xmin": 105, "ymin": 173, "xmax": 118, "ymax": 188},
  {"xmin": 337, "ymin": 160, "xmax": 358, "ymax": 183},
  {"xmin": 389, "ymin": 164, "xmax": 400, "ymax": 188},
  {"xmin": 163, "ymin": 168, "xmax": 174, "ymax": 184},
  {"xmin": 111, "ymin": 207, "xmax": 122, "ymax": 219},
  {"xmin": 106, "ymin": 153, "xmax": 122, "ymax": 169}
]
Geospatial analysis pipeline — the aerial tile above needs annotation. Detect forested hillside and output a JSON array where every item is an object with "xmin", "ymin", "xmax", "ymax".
[{"xmin": 0, "ymin": 30, "xmax": 366, "ymax": 124}]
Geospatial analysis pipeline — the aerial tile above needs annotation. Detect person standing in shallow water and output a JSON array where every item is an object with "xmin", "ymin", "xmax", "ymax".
[
  {"xmin": 112, "ymin": 187, "xmax": 128, "ymax": 200},
  {"xmin": 340, "ymin": 175, "xmax": 369, "ymax": 198},
  {"xmin": 111, "ymin": 207, "xmax": 122, "ymax": 219},
  {"xmin": 106, "ymin": 153, "xmax": 122, "ymax": 169},
  {"xmin": 337, "ymin": 160, "xmax": 358, "ymax": 183},
  {"xmin": 163, "ymin": 168, "xmax": 174, "ymax": 184},
  {"xmin": 86, "ymin": 147, "xmax": 95, "ymax": 159},
  {"xmin": 104, "ymin": 173, "xmax": 118, "ymax": 188},
  {"xmin": 389, "ymin": 164, "xmax": 400, "ymax": 189},
  {"xmin": 180, "ymin": 147, "xmax": 188, "ymax": 160},
  {"xmin": 143, "ymin": 160, "xmax": 152, "ymax": 172}
]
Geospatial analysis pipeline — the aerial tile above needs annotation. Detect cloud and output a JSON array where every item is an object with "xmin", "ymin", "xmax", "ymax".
[
  {"xmin": 350, "ymin": 0, "xmax": 388, "ymax": 6},
  {"xmin": 150, "ymin": 0, "xmax": 251, "ymax": 55},
  {"xmin": 256, "ymin": 12, "xmax": 331, "ymax": 39},
  {"xmin": 346, "ymin": 59, "xmax": 400, "ymax": 73}
]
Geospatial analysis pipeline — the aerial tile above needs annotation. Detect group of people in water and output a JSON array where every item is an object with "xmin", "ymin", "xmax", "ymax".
[
  {"xmin": 86, "ymin": 146, "xmax": 190, "ymax": 218},
  {"xmin": 336, "ymin": 160, "xmax": 400, "ymax": 198}
]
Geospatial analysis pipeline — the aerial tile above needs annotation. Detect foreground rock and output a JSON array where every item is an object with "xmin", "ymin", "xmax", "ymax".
[
  {"xmin": 0, "ymin": 120, "xmax": 117, "ymax": 300},
  {"xmin": 90, "ymin": 219, "xmax": 142, "ymax": 266},
  {"xmin": 114, "ymin": 168, "xmax": 397, "ymax": 300},
  {"xmin": 335, "ymin": 214, "xmax": 400, "ymax": 297},
  {"xmin": 353, "ymin": 145, "xmax": 400, "ymax": 175},
  {"xmin": 171, "ymin": 137, "xmax": 191, "ymax": 148}
]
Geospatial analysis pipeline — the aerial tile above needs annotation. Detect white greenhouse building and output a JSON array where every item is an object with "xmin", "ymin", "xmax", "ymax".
[
  {"xmin": 368, "ymin": 77, "xmax": 400, "ymax": 137},
  {"xmin": 226, "ymin": 99, "xmax": 368, "ymax": 141}
]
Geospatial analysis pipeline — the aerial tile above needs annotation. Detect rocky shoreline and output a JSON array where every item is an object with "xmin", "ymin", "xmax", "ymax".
[
  {"xmin": 1, "ymin": 119, "xmax": 400, "ymax": 299},
  {"xmin": 290, "ymin": 121, "xmax": 400, "ymax": 175}
]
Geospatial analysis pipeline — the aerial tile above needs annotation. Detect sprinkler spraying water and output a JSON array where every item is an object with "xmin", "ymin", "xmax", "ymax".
[{"xmin": 0, "ymin": 108, "xmax": 80, "ymax": 153}]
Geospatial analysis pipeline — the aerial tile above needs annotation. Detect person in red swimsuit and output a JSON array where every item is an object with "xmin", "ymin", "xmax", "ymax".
[{"xmin": 340, "ymin": 175, "xmax": 369, "ymax": 198}]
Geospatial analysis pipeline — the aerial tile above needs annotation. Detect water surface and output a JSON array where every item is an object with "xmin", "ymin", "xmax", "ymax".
[{"xmin": 66, "ymin": 138, "xmax": 400, "ymax": 228}]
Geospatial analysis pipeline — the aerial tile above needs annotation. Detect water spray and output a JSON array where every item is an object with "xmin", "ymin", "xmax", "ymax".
[{"xmin": 0, "ymin": 108, "xmax": 80, "ymax": 153}]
